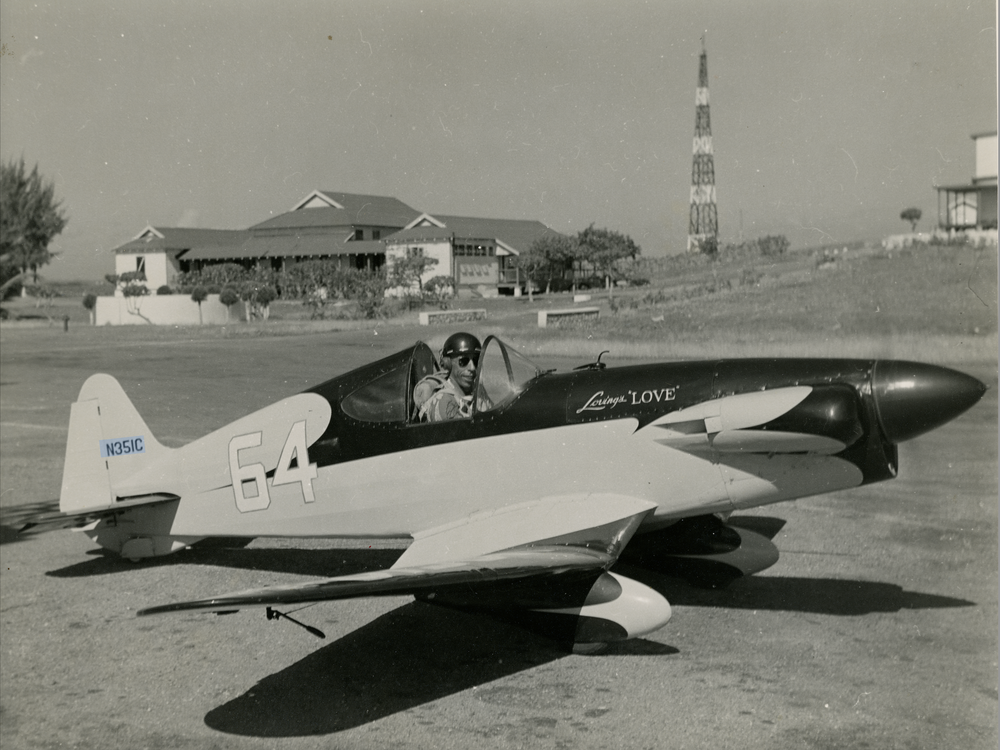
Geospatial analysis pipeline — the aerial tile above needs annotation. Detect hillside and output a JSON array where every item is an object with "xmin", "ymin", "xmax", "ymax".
[{"xmin": 3, "ymin": 239, "xmax": 996, "ymax": 364}]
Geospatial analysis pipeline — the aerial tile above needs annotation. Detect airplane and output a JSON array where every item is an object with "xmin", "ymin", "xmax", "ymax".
[{"xmin": 21, "ymin": 334, "xmax": 986, "ymax": 650}]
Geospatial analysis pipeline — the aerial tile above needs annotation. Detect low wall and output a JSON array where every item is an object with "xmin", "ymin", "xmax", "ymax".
[
  {"xmin": 883, "ymin": 229, "xmax": 999, "ymax": 250},
  {"xmin": 537, "ymin": 307, "xmax": 600, "ymax": 328},
  {"xmin": 95, "ymin": 295, "xmax": 241, "ymax": 326},
  {"xmin": 418, "ymin": 309, "xmax": 487, "ymax": 325}
]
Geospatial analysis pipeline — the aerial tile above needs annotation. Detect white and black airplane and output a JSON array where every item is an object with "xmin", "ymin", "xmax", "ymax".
[{"xmin": 22, "ymin": 335, "xmax": 986, "ymax": 649}]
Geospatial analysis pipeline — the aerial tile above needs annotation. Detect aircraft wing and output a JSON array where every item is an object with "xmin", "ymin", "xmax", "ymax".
[
  {"xmin": 138, "ymin": 493, "xmax": 655, "ymax": 617},
  {"xmin": 137, "ymin": 545, "xmax": 611, "ymax": 616}
]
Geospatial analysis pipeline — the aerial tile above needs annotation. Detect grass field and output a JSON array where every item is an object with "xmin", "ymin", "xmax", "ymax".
[{"xmin": 3, "ymin": 240, "xmax": 996, "ymax": 364}]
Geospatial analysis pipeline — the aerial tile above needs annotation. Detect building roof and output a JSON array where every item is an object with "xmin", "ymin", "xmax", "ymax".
[
  {"xmin": 386, "ymin": 215, "xmax": 563, "ymax": 255},
  {"xmin": 110, "ymin": 194, "xmax": 563, "ymax": 265},
  {"xmin": 113, "ymin": 226, "xmax": 249, "ymax": 254},
  {"xmin": 249, "ymin": 191, "xmax": 421, "ymax": 231},
  {"xmin": 936, "ymin": 178, "xmax": 998, "ymax": 192}
]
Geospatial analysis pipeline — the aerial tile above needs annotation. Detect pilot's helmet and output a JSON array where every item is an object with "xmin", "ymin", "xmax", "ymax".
[{"xmin": 442, "ymin": 332, "xmax": 482, "ymax": 359}]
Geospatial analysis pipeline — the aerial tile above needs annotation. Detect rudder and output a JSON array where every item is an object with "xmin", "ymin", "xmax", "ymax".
[{"xmin": 60, "ymin": 374, "xmax": 167, "ymax": 513}]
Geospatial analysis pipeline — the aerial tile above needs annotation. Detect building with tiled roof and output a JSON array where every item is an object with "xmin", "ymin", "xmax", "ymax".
[
  {"xmin": 111, "ymin": 190, "xmax": 563, "ymax": 295},
  {"xmin": 385, "ymin": 213, "xmax": 565, "ymax": 294}
]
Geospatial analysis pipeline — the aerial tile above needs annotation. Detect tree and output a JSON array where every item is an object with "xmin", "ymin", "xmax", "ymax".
[
  {"xmin": 900, "ymin": 207, "xmax": 922, "ymax": 232},
  {"xmin": 352, "ymin": 271, "xmax": 389, "ymax": 319},
  {"xmin": 219, "ymin": 286, "xmax": 240, "ymax": 322},
  {"xmin": 696, "ymin": 235, "xmax": 719, "ymax": 258},
  {"xmin": 518, "ymin": 234, "xmax": 577, "ymax": 300},
  {"xmin": 424, "ymin": 275, "xmax": 455, "ymax": 309},
  {"xmin": 191, "ymin": 286, "xmax": 208, "ymax": 325},
  {"xmin": 239, "ymin": 282, "xmax": 276, "ymax": 321},
  {"xmin": 106, "ymin": 271, "xmax": 151, "ymax": 323},
  {"xmin": 388, "ymin": 252, "xmax": 439, "ymax": 309},
  {"xmin": 0, "ymin": 158, "xmax": 68, "ymax": 294},
  {"xmin": 82, "ymin": 293, "xmax": 97, "ymax": 325},
  {"xmin": 0, "ymin": 253, "xmax": 24, "ymax": 300},
  {"xmin": 576, "ymin": 224, "xmax": 640, "ymax": 300}
]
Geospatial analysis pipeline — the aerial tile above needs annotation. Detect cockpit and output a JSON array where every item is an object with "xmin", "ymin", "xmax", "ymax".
[{"xmin": 340, "ymin": 336, "xmax": 543, "ymax": 425}]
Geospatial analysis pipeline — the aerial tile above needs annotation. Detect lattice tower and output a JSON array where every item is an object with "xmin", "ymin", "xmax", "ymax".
[{"xmin": 688, "ymin": 45, "xmax": 718, "ymax": 252}]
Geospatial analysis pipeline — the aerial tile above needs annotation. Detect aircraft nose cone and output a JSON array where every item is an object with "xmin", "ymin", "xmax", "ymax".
[{"xmin": 872, "ymin": 360, "xmax": 987, "ymax": 443}]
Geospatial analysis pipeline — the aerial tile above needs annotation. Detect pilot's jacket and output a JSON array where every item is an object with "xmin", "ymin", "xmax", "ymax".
[{"xmin": 414, "ymin": 372, "xmax": 472, "ymax": 422}]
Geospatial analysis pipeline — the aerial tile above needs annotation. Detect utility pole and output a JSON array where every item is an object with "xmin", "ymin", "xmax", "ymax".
[{"xmin": 688, "ymin": 39, "xmax": 718, "ymax": 252}]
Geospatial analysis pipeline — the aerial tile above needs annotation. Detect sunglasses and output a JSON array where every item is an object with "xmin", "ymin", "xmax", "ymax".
[{"xmin": 455, "ymin": 355, "xmax": 478, "ymax": 368}]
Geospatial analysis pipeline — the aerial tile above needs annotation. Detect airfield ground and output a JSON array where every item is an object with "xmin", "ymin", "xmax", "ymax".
[{"xmin": 1, "ymin": 242, "xmax": 997, "ymax": 749}]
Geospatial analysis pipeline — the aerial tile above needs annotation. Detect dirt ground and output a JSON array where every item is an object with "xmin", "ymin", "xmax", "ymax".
[{"xmin": 0, "ymin": 325, "xmax": 996, "ymax": 749}]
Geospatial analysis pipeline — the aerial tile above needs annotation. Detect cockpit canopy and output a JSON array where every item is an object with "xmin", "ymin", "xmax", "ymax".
[
  {"xmin": 474, "ymin": 335, "xmax": 543, "ymax": 413},
  {"xmin": 340, "ymin": 336, "xmax": 542, "ymax": 424}
]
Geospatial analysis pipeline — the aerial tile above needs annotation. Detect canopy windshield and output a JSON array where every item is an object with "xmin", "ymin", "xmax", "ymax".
[{"xmin": 474, "ymin": 336, "xmax": 543, "ymax": 413}]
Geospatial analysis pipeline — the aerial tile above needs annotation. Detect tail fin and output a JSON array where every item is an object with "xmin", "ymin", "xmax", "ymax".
[{"xmin": 60, "ymin": 374, "xmax": 167, "ymax": 513}]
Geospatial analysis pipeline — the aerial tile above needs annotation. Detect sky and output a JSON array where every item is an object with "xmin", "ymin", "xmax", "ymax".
[{"xmin": 1, "ymin": 0, "xmax": 996, "ymax": 281}]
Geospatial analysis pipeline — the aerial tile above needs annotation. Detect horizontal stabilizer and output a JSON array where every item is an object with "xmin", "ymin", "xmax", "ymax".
[{"xmin": 19, "ymin": 494, "xmax": 180, "ymax": 535}]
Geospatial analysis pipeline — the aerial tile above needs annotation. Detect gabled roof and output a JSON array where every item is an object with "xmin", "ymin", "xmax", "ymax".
[
  {"xmin": 386, "ymin": 215, "xmax": 564, "ymax": 255},
  {"xmin": 250, "ymin": 191, "xmax": 421, "ymax": 231},
  {"xmin": 403, "ymin": 213, "xmax": 448, "ymax": 230},
  {"xmin": 113, "ymin": 227, "xmax": 249, "ymax": 254}
]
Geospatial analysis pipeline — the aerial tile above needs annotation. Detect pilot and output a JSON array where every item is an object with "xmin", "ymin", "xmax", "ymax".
[{"xmin": 414, "ymin": 332, "xmax": 481, "ymax": 422}]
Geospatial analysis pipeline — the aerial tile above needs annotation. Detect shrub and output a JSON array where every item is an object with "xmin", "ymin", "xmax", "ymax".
[
  {"xmin": 424, "ymin": 275, "xmax": 455, "ymax": 309},
  {"xmin": 156, "ymin": 285, "xmax": 173, "ymax": 295},
  {"xmin": 219, "ymin": 286, "xmax": 240, "ymax": 308},
  {"xmin": 757, "ymin": 235, "xmax": 789, "ymax": 257}
]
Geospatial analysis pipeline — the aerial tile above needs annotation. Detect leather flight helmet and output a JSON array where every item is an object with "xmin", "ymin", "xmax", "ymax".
[{"xmin": 442, "ymin": 332, "xmax": 482, "ymax": 358}]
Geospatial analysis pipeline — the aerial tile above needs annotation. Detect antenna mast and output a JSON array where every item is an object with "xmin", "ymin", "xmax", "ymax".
[{"xmin": 688, "ymin": 39, "xmax": 719, "ymax": 252}]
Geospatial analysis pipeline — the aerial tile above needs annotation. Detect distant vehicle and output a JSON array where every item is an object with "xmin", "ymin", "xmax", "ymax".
[{"xmin": 23, "ymin": 336, "xmax": 985, "ymax": 649}]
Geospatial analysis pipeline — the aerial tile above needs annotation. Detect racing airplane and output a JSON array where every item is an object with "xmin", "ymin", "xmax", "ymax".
[{"xmin": 22, "ymin": 335, "xmax": 986, "ymax": 649}]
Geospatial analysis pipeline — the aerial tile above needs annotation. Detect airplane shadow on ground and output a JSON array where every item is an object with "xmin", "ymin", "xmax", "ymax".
[
  {"xmin": 615, "ymin": 565, "xmax": 975, "ymax": 617},
  {"xmin": 0, "ymin": 500, "xmax": 60, "ymax": 547},
  {"xmin": 203, "ymin": 601, "xmax": 674, "ymax": 737}
]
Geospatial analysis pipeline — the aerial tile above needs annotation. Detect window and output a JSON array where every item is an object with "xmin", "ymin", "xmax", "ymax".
[
  {"xmin": 136, "ymin": 257, "xmax": 146, "ymax": 275},
  {"xmin": 372, "ymin": 230, "xmax": 381, "ymax": 240},
  {"xmin": 353, "ymin": 229, "xmax": 364, "ymax": 241},
  {"xmin": 474, "ymin": 336, "xmax": 542, "ymax": 413},
  {"xmin": 454, "ymin": 243, "xmax": 495, "ymax": 257}
]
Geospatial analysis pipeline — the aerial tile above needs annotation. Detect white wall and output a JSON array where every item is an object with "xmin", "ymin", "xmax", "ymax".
[
  {"xmin": 114, "ymin": 252, "xmax": 170, "ymax": 294},
  {"xmin": 95, "ymin": 294, "xmax": 242, "ymax": 326},
  {"xmin": 975, "ymin": 134, "xmax": 997, "ymax": 181},
  {"xmin": 385, "ymin": 240, "xmax": 453, "ymax": 292}
]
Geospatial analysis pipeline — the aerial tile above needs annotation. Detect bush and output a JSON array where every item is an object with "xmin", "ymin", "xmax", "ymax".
[
  {"xmin": 697, "ymin": 236, "xmax": 719, "ymax": 257},
  {"xmin": 82, "ymin": 293, "xmax": 97, "ymax": 311},
  {"xmin": 219, "ymin": 286, "xmax": 240, "ymax": 308},
  {"xmin": 156, "ymin": 285, "xmax": 173, "ymax": 295},
  {"xmin": 424, "ymin": 275, "xmax": 455, "ymax": 309},
  {"xmin": 757, "ymin": 235, "xmax": 789, "ymax": 257},
  {"xmin": 353, "ymin": 273, "xmax": 390, "ymax": 319}
]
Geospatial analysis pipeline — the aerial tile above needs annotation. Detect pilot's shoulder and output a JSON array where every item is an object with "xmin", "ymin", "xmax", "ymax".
[
  {"xmin": 414, "ymin": 371, "xmax": 450, "ymax": 414},
  {"xmin": 416, "ymin": 369, "xmax": 449, "ymax": 387}
]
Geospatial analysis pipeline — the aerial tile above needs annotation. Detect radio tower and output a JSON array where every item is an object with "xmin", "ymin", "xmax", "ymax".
[{"xmin": 688, "ymin": 40, "xmax": 718, "ymax": 252}]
